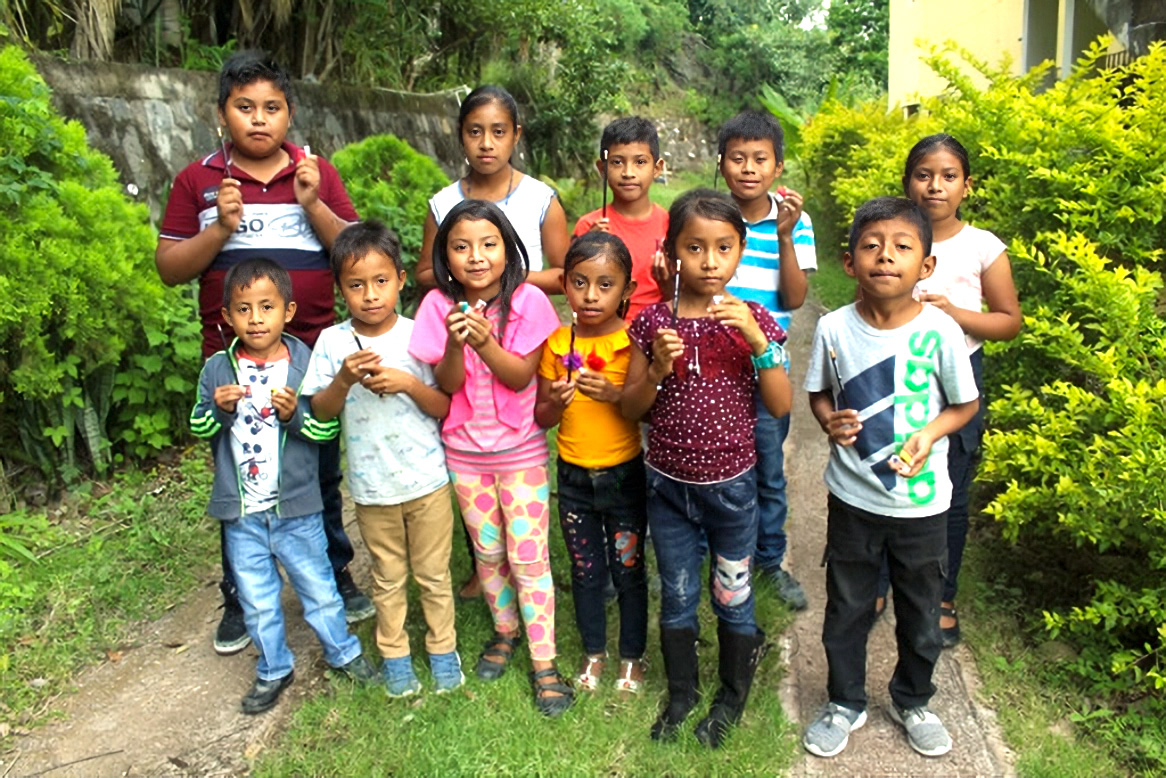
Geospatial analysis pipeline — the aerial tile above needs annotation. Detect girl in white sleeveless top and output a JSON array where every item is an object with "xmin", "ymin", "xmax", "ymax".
[{"xmin": 418, "ymin": 85, "xmax": 568, "ymax": 296}]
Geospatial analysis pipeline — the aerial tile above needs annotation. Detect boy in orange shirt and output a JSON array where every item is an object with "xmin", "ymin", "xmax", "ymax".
[{"xmin": 573, "ymin": 117, "xmax": 668, "ymax": 322}]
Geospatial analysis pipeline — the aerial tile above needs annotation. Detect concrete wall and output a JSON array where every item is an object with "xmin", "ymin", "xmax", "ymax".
[
  {"xmin": 34, "ymin": 57, "xmax": 716, "ymax": 226},
  {"xmin": 888, "ymin": 0, "xmax": 1025, "ymax": 108}
]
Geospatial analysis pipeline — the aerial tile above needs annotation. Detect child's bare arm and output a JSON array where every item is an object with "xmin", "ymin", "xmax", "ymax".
[
  {"xmin": 896, "ymin": 399, "xmax": 979, "ymax": 477},
  {"xmin": 621, "ymin": 333, "xmax": 682, "ymax": 420},
  {"xmin": 310, "ymin": 349, "xmax": 379, "ymax": 421},
  {"xmin": 711, "ymin": 296, "xmax": 791, "ymax": 417},
  {"xmin": 295, "ymin": 155, "xmax": 351, "ymax": 251},
  {"xmin": 461, "ymin": 312, "xmax": 540, "ymax": 391},
  {"xmin": 155, "ymin": 179, "xmax": 241, "ymax": 285},
  {"xmin": 809, "ymin": 390, "xmax": 862, "ymax": 446},
  {"xmin": 363, "ymin": 366, "xmax": 451, "ymax": 419},
  {"xmin": 535, "ymin": 374, "xmax": 575, "ymax": 428},
  {"xmin": 775, "ymin": 187, "xmax": 809, "ymax": 310},
  {"xmin": 919, "ymin": 252, "xmax": 1021, "ymax": 342}
]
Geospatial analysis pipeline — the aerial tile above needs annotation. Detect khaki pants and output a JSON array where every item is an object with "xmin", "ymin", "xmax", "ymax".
[{"xmin": 355, "ymin": 485, "xmax": 456, "ymax": 659}]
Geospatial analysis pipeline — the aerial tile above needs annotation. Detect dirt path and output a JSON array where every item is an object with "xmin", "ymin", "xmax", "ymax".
[
  {"xmin": 777, "ymin": 301, "xmax": 1015, "ymax": 777},
  {"xmin": 8, "ymin": 515, "xmax": 374, "ymax": 778}
]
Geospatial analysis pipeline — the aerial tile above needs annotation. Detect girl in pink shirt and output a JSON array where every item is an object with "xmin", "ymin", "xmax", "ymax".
[{"xmin": 407, "ymin": 199, "xmax": 570, "ymax": 716}]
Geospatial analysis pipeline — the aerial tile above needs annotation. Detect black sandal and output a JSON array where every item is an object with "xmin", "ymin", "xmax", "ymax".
[
  {"xmin": 475, "ymin": 634, "xmax": 520, "ymax": 681},
  {"xmin": 530, "ymin": 667, "xmax": 575, "ymax": 718},
  {"xmin": 940, "ymin": 605, "xmax": 961, "ymax": 648}
]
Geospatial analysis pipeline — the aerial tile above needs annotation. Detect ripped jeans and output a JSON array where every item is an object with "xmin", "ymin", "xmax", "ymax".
[
  {"xmin": 557, "ymin": 457, "xmax": 648, "ymax": 659},
  {"xmin": 645, "ymin": 465, "xmax": 759, "ymax": 635}
]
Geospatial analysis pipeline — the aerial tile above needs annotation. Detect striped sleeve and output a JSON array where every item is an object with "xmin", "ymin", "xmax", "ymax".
[
  {"xmin": 792, "ymin": 211, "xmax": 817, "ymax": 271},
  {"xmin": 190, "ymin": 359, "xmax": 228, "ymax": 439}
]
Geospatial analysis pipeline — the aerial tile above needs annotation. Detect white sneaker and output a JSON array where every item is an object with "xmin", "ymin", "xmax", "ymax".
[
  {"xmin": 803, "ymin": 702, "xmax": 867, "ymax": 757},
  {"xmin": 889, "ymin": 703, "xmax": 952, "ymax": 757}
]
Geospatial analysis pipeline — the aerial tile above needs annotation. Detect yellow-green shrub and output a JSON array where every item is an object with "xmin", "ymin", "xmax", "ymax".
[{"xmin": 0, "ymin": 45, "xmax": 201, "ymax": 481}]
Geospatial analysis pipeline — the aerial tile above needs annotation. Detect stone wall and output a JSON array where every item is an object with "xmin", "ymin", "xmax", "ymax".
[
  {"xmin": 34, "ymin": 57, "xmax": 715, "ymax": 225},
  {"xmin": 35, "ymin": 56, "xmax": 473, "ymax": 224}
]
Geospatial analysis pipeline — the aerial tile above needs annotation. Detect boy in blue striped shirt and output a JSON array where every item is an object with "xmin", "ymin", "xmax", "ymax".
[{"xmin": 720, "ymin": 111, "xmax": 816, "ymax": 609}]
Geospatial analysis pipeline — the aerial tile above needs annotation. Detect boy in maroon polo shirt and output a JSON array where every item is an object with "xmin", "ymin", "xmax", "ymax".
[{"xmin": 156, "ymin": 50, "xmax": 373, "ymax": 655}]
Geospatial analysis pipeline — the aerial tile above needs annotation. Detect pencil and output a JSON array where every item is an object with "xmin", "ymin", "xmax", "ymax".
[
  {"xmin": 566, "ymin": 311, "xmax": 578, "ymax": 383},
  {"xmin": 216, "ymin": 126, "xmax": 230, "ymax": 179},
  {"xmin": 601, "ymin": 149, "xmax": 609, "ymax": 219},
  {"xmin": 828, "ymin": 346, "xmax": 847, "ymax": 409}
]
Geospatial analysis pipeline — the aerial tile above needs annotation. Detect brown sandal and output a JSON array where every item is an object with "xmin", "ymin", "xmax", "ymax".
[
  {"xmin": 531, "ymin": 667, "xmax": 575, "ymax": 717},
  {"xmin": 475, "ymin": 633, "xmax": 519, "ymax": 681}
]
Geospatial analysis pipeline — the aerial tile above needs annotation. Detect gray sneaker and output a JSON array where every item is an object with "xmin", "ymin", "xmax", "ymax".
[
  {"xmin": 769, "ymin": 568, "xmax": 808, "ymax": 611},
  {"xmin": 889, "ymin": 703, "xmax": 952, "ymax": 757},
  {"xmin": 803, "ymin": 702, "xmax": 867, "ymax": 757}
]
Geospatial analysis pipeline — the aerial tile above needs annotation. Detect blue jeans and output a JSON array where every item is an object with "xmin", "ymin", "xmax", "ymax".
[
  {"xmin": 646, "ymin": 466, "xmax": 760, "ymax": 634},
  {"xmin": 752, "ymin": 393, "xmax": 791, "ymax": 572},
  {"xmin": 223, "ymin": 510, "xmax": 362, "ymax": 680},
  {"xmin": 220, "ymin": 437, "xmax": 354, "ymax": 601}
]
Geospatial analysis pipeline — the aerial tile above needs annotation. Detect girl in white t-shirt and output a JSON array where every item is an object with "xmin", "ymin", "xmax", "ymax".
[{"xmin": 885, "ymin": 133, "xmax": 1022, "ymax": 647}]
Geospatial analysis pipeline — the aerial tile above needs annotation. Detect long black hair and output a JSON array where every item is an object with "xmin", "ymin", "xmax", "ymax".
[
  {"xmin": 902, "ymin": 133, "xmax": 972, "ymax": 219},
  {"xmin": 432, "ymin": 199, "xmax": 530, "ymax": 343}
]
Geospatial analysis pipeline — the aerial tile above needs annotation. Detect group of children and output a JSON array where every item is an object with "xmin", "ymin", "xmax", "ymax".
[{"xmin": 160, "ymin": 51, "xmax": 1021, "ymax": 757}]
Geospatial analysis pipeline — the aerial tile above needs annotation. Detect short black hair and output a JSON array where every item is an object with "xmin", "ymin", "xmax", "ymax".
[
  {"xmin": 848, "ymin": 196, "xmax": 933, "ymax": 257},
  {"xmin": 664, "ymin": 188, "xmax": 747, "ymax": 262},
  {"xmin": 330, "ymin": 221, "xmax": 404, "ymax": 281},
  {"xmin": 222, "ymin": 257, "xmax": 293, "ymax": 308},
  {"xmin": 218, "ymin": 50, "xmax": 295, "ymax": 110},
  {"xmin": 716, "ymin": 110, "xmax": 784, "ymax": 161},
  {"xmin": 600, "ymin": 116, "xmax": 660, "ymax": 160}
]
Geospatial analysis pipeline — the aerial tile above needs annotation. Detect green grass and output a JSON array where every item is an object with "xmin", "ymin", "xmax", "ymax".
[
  {"xmin": 808, "ymin": 255, "xmax": 854, "ymax": 311},
  {"xmin": 0, "ymin": 451, "xmax": 216, "ymax": 730},
  {"xmin": 257, "ymin": 435, "xmax": 799, "ymax": 777},
  {"xmin": 648, "ymin": 164, "xmax": 717, "ymax": 211},
  {"xmin": 955, "ymin": 522, "xmax": 1130, "ymax": 777}
]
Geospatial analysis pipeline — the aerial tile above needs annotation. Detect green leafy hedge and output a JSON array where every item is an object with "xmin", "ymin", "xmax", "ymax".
[
  {"xmin": 331, "ymin": 134, "xmax": 449, "ymax": 312},
  {"xmin": 0, "ymin": 45, "xmax": 201, "ymax": 482},
  {"xmin": 798, "ymin": 39, "xmax": 1166, "ymax": 700}
]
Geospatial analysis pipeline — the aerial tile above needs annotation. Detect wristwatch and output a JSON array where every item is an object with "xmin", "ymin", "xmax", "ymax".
[{"xmin": 750, "ymin": 340, "xmax": 787, "ymax": 370}]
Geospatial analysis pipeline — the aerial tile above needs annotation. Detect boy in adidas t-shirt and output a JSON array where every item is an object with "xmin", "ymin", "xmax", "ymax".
[{"xmin": 801, "ymin": 197, "xmax": 978, "ymax": 760}]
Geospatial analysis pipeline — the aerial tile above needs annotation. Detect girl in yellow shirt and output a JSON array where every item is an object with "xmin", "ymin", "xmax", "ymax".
[{"xmin": 536, "ymin": 232, "xmax": 647, "ymax": 695}]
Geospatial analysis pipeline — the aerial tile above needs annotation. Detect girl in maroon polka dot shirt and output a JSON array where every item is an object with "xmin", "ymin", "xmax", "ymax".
[{"xmin": 622, "ymin": 189, "xmax": 791, "ymax": 748}]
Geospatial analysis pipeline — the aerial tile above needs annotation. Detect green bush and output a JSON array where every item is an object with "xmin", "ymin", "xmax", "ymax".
[
  {"xmin": 0, "ymin": 45, "xmax": 201, "ymax": 480},
  {"xmin": 331, "ymin": 134, "xmax": 449, "ymax": 312},
  {"xmin": 798, "ymin": 38, "xmax": 1166, "ymax": 708}
]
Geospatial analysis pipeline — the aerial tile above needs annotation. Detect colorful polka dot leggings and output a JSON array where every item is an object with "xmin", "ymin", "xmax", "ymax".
[{"xmin": 450, "ymin": 466, "xmax": 557, "ymax": 660}]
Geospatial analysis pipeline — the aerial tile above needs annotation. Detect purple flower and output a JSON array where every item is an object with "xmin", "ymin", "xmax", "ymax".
[{"xmin": 562, "ymin": 350, "xmax": 583, "ymax": 371}]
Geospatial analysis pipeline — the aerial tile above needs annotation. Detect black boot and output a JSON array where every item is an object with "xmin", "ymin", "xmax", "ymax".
[
  {"xmin": 650, "ymin": 627, "xmax": 701, "ymax": 741},
  {"xmin": 694, "ymin": 621, "xmax": 768, "ymax": 748}
]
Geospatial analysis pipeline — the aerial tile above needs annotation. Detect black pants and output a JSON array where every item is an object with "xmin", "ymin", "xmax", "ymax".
[
  {"xmin": 822, "ymin": 494, "xmax": 946, "ymax": 712},
  {"xmin": 557, "ymin": 456, "xmax": 649, "ymax": 659},
  {"xmin": 220, "ymin": 437, "xmax": 353, "ymax": 601}
]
